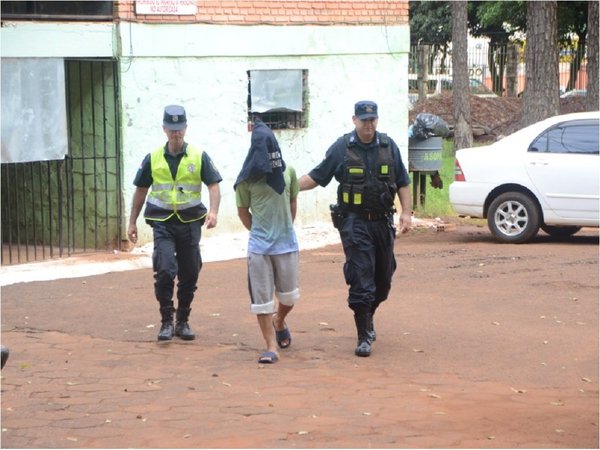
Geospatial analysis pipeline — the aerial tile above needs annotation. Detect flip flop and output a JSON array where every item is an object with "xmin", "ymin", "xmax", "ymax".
[
  {"xmin": 274, "ymin": 323, "xmax": 292, "ymax": 349},
  {"xmin": 258, "ymin": 351, "xmax": 278, "ymax": 364}
]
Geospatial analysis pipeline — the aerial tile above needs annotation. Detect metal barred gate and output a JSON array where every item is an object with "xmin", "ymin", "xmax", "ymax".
[{"xmin": 1, "ymin": 59, "xmax": 122, "ymax": 265}]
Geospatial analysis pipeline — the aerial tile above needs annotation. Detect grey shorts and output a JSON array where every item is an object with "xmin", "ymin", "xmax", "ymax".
[{"xmin": 247, "ymin": 251, "xmax": 300, "ymax": 314}]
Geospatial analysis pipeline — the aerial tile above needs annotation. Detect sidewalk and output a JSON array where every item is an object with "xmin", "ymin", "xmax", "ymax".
[
  {"xmin": 0, "ymin": 223, "xmax": 340, "ymax": 287},
  {"xmin": 0, "ymin": 217, "xmax": 444, "ymax": 287}
]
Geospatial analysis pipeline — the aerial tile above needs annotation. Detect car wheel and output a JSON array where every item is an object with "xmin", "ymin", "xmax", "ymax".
[
  {"xmin": 487, "ymin": 192, "xmax": 541, "ymax": 243},
  {"xmin": 541, "ymin": 225, "xmax": 582, "ymax": 238}
]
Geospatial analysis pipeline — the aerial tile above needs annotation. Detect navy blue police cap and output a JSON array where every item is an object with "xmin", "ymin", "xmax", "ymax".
[
  {"xmin": 354, "ymin": 100, "xmax": 378, "ymax": 120},
  {"xmin": 163, "ymin": 105, "xmax": 187, "ymax": 130}
]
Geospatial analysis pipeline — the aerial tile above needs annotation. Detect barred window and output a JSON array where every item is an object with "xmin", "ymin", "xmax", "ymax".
[{"xmin": 247, "ymin": 69, "xmax": 308, "ymax": 130}]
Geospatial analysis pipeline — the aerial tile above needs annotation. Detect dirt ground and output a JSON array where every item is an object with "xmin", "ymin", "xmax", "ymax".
[
  {"xmin": 409, "ymin": 94, "xmax": 589, "ymax": 140},
  {"xmin": 1, "ymin": 222, "xmax": 598, "ymax": 449}
]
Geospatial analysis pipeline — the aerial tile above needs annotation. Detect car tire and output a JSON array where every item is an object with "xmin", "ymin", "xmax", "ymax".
[
  {"xmin": 541, "ymin": 225, "xmax": 582, "ymax": 238},
  {"xmin": 487, "ymin": 192, "xmax": 541, "ymax": 244}
]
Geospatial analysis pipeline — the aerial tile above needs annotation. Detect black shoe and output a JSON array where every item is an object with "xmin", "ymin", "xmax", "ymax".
[
  {"xmin": 175, "ymin": 321, "xmax": 196, "ymax": 341},
  {"xmin": 355, "ymin": 339, "xmax": 371, "ymax": 357},
  {"xmin": 158, "ymin": 322, "xmax": 174, "ymax": 341},
  {"xmin": 1, "ymin": 346, "xmax": 9, "ymax": 369}
]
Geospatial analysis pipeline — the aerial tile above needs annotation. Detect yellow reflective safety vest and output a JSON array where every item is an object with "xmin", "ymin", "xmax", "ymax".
[{"xmin": 144, "ymin": 145, "xmax": 205, "ymax": 223}]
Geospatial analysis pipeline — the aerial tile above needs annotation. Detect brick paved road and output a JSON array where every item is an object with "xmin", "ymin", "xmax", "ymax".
[{"xmin": 2, "ymin": 226, "xmax": 598, "ymax": 448}]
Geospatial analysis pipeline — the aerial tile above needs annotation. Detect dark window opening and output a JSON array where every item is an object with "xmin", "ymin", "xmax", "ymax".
[
  {"xmin": 1, "ymin": 1, "xmax": 113, "ymax": 21},
  {"xmin": 529, "ymin": 119, "xmax": 600, "ymax": 154},
  {"xmin": 247, "ymin": 69, "xmax": 308, "ymax": 130}
]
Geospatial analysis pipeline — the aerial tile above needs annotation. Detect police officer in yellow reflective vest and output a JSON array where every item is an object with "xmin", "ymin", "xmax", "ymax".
[
  {"xmin": 128, "ymin": 105, "xmax": 222, "ymax": 341},
  {"xmin": 299, "ymin": 101, "xmax": 412, "ymax": 357}
]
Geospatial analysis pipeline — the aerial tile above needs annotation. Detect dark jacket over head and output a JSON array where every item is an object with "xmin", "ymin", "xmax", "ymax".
[{"xmin": 234, "ymin": 119, "xmax": 286, "ymax": 194}]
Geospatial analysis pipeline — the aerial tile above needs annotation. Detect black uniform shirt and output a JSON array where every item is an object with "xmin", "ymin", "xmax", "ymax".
[{"xmin": 308, "ymin": 130, "xmax": 410, "ymax": 189}]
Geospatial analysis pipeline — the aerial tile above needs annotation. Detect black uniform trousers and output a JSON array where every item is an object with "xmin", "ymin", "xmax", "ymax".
[
  {"xmin": 338, "ymin": 214, "xmax": 397, "ymax": 315},
  {"xmin": 151, "ymin": 219, "xmax": 202, "ymax": 309}
]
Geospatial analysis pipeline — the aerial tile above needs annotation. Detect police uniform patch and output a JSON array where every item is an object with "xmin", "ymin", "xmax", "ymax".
[{"xmin": 188, "ymin": 163, "xmax": 196, "ymax": 173}]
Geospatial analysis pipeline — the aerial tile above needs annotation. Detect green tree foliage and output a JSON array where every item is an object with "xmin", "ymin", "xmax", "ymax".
[
  {"xmin": 468, "ymin": 1, "xmax": 526, "ymax": 44},
  {"xmin": 558, "ymin": 1, "xmax": 589, "ymax": 42},
  {"xmin": 411, "ymin": 0, "xmax": 589, "ymax": 46},
  {"xmin": 409, "ymin": 1, "xmax": 452, "ymax": 75},
  {"xmin": 409, "ymin": 1, "xmax": 451, "ymax": 47},
  {"xmin": 409, "ymin": 1, "xmax": 592, "ymax": 93}
]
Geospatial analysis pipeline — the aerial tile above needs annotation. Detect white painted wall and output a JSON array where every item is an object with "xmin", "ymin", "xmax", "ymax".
[
  {"xmin": 1, "ymin": 22, "xmax": 115, "ymax": 57},
  {"xmin": 2, "ymin": 21, "xmax": 411, "ymax": 245},
  {"xmin": 120, "ymin": 23, "xmax": 411, "ymax": 243}
]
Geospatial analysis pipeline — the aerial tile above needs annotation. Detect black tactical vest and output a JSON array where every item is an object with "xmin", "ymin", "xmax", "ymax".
[{"xmin": 337, "ymin": 133, "xmax": 397, "ymax": 213}]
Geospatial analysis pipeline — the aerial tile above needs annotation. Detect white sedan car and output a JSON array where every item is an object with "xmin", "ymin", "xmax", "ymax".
[{"xmin": 449, "ymin": 111, "xmax": 599, "ymax": 243}]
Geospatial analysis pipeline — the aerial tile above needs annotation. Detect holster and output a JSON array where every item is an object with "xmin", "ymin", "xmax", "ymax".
[{"xmin": 329, "ymin": 204, "xmax": 344, "ymax": 230}]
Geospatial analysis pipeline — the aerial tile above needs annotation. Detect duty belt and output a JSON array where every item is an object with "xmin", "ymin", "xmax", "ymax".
[{"xmin": 344, "ymin": 211, "xmax": 390, "ymax": 221}]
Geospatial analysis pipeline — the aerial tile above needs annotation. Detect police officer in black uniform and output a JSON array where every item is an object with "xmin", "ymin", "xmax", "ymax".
[
  {"xmin": 298, "ymin": 100, "xmax": 411, "ymax": 357},
  {"xmin": 128, "ymin": 105, "xmax": 222, "ymax": 342}
]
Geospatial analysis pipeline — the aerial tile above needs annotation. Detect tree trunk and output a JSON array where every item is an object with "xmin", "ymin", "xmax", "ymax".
[
  {"xmin": 452, "ymin": 0, "xmax": 472, "ymax": 150},
  {"xmin": 521, "ymin": 1, "xmax": 559, "ymax": 128},
  {"xmin": 506, "ymin": 44, "xmax": 519, "ymax": 97},
  {"xmin": 586, "ymin": 0, "xmax": 599, "ymax": 111},
  {"xmin": 417, "ymin": 45, "xmax": 429, "ymax": 101}
]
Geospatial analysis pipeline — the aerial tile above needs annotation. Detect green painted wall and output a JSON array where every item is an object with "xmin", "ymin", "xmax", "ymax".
[{"xmin": 0, "ymin": 60, "xmax": 121, "ymax": 256}]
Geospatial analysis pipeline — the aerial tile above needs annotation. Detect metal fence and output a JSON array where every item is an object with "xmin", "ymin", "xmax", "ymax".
[
  {"xmin": 1, "ymin": 59, "xmax": 122, "ymax": 265},
  {"xmin": 409, "ymin": 43, "xmax": 589, "ymax": 96}
]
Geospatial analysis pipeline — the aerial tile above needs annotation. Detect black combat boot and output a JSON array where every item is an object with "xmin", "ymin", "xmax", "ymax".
[
  {"xmin": 354, "ymin": 312, "xmax": 372, "ymax": 357},
  {"xmin": 175, "ymin": 307, "xmax": 196, "ymax": 341},
  {"xmin": 158, "ymin": 304, "xmax": 175, "ymax": 341},
  {"xmin": 368, "ymin": 314, "xmax": 376, "ymax": 343}
]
